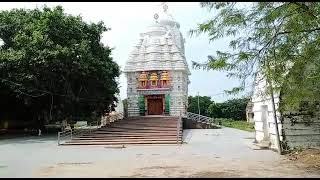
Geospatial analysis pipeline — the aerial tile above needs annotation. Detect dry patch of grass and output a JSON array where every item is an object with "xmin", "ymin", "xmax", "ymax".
[
  {"xmin": 189, "ymin": 170, "xmax": 240, "ymax": 178},
  {"xmin": 125, "ymin": 166, "xmax": 186, "ymax": 178},
  {"xmin": 139, "ymin": 166, "xmax": 180, "ymax": 170},
  {"xmin": 286, "ymin": 148, "xmax": 320, "ymax": 171}
]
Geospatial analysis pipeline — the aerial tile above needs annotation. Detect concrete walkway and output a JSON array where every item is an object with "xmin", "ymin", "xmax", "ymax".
[{"xmin": 0, "ymin": 128, "xmax": 319, "ymax": 177}]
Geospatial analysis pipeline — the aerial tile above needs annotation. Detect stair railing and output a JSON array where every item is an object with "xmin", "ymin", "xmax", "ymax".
[
  {"xmin": 57, "ymin": 121, "xmax": 96, "ymax": 146},
  {"xmin": 57, "ymin": 129, "xmax": 72, "ymax": 146},
  {"xmin": 57, "ymin": 112, "xmax": 124, "ymax": 145},
  {"xmin": 186, "ymin": 112, "xmax": 215, "ymax": 124}
]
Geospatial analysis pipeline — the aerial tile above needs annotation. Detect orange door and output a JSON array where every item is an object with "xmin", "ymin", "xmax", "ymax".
[
  {"xmin": 154, "ymin": 99, "xmax": 163, "ymax": 115},
  {"xmin": 148, "ymin": 100, "xmax": 155, "ymax": 115},
  {"xmin": 148, "ymin": 99, "xmax": 163, "ymax": 115}
]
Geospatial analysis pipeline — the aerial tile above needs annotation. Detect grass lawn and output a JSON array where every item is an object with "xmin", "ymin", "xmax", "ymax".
[{"xmin": 217, "ymin": 118, "xmax": 255, "ymax": 132}]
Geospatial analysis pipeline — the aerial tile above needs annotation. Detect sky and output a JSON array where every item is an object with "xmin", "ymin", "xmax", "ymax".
[{"xmin": 0, "ymin": 2, "xmax": 251, "ymax": 102}]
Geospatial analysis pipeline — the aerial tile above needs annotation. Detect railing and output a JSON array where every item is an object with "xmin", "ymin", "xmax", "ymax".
[
  {"xmin": 57, "ymin": 129, "xmax": 72, "ymax": 145},
  {"xmin": 57, "ymin": 121, "xmax": 97, "ymax": 145},
  {"xmin": 186, "ymin": 112, "xmax": 217, "ymax": 126},
  {"xmin": 57, "ymin": 112, "xmax": 124, "ymax": 145}
]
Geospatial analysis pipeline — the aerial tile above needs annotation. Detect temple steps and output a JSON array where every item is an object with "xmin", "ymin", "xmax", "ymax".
[
  {"xmin": 80, "ymin": 134, "xmax": 180, "ymax": 138},
  {"xmin": 97, "ymin": 128, "xmax": 178, "ymax": 132},
  {"xmin": 66, "ymin": 138, "xmax": 181, "ymax": 142},
  {"xmin": 62, "ymin": 140, "xmax": 182, "ymax": 145},
  {"xmin": 83, "ymin": 132, "xmax": 181, "ymax": 135},
  {"xmin": 113, "ymin": 120, "xmax": 178, "ymax": 124},
  {"xmin": 106, "ymin": 126, "xmax": 178, "ymax": 129},
  {"xmin": 72, "ymin": 136, "xmax": 182, "ymax": 140},
  {"xmin": 61, "ymin": 116, "xmax": 183, "ymax": 146}
]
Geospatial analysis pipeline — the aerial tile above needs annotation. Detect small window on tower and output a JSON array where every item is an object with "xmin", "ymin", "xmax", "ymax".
[
  {"xmin": 163, "ymin": 80, "xmax": 167, "ymax": 86},
  {"xmin": 130, "ymin": 88, "xmax": 132, "ymax": 93},
  {"xmin": 141, "ymin": 81, "xmax": 146, "ymax": 87},
  {"xmin": 152, "ymin": 81, "xmax": 156, "ymax": 86}
]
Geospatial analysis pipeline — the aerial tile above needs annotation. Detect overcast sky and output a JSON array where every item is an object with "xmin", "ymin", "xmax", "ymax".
[{"xmin": 0, "ymin": 2, "xmax": 251, "ymax": 102}]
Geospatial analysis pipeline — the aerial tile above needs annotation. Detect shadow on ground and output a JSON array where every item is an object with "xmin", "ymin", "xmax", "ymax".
[{"xmin": 0, "ymin": 134, "xmax": 57, "ymax": 145}]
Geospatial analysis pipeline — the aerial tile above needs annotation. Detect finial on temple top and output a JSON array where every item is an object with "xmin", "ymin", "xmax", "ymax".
[{"xmin": 161, "ymin": 2, "xmax": 168, "ymax": 12}]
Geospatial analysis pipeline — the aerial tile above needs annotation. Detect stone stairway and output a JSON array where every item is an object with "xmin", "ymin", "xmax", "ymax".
[{"xmin": 61, "ymin": 116, "xmax": 183, "ymax": 145}]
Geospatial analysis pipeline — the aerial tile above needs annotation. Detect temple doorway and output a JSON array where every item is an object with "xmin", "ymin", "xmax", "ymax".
[{"xmin": 146, "ymin": 95, "xmax": 164, "ymax": 115}]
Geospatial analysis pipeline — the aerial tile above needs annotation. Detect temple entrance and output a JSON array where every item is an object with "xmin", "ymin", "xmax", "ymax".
[{"xmin": 146, "ymin": 95, "xmax": 164, "ymax": 115}]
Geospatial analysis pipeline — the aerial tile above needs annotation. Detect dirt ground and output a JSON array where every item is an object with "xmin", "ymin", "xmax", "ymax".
[{"xmin": 286, "ymin": 148, "xmax": 320, "ymax": 172}]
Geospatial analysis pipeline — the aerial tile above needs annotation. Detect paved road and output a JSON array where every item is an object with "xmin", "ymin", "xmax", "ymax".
[{"xmin": 0, "ymin": 128, "xmax": 319, "ymax": 178}]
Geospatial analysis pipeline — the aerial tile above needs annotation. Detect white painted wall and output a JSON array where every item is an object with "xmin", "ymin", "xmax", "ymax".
[
  {"xmin": 252, "ymin": 63, "xmax": 320, "ymax": 150},
  {"xmin": 251, "ymin": 72, "xmax": 282, "ymax": 150}
]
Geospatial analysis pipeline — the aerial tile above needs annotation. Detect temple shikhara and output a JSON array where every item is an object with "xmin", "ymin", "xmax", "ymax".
[{"xmin": 124, "ymin": 3, "xmax": 190, "ymax": 117}]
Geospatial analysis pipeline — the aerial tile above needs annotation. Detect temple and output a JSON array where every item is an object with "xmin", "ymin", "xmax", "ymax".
[{"xmin": 124, "ymin": 3, "xmax": 190, "ymax": 117}]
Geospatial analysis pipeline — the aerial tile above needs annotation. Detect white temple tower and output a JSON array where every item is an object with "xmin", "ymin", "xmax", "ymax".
[{"xmin": 124, "ymin": 3, "xmax": 190, "ymax": 117}]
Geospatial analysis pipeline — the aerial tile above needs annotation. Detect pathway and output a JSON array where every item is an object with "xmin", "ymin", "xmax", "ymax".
[{"xmin": 0, "ymin": 128, "xmax": 319, "ymax": 177}]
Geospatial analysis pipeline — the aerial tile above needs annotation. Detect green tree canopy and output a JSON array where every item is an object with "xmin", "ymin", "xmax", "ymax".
[
  {"xmin": 207, "ymin": 103, "xmax": 222, "ymax": 118},
  {"xmin": 187, "ymin": 95, "xmax": 249, "ymax": 120},
  {"xmin": 190, "ymin": 2, "xmax": 320, "ymax": 108},
  {"xmin": 187, "ymin": 96, "xmax": 212, "ymax": 116},
  {"xmin": 208, "ymin": 98, "xmax": 249, "ymax": 120},
  {"xmin": 0, "ymin": 6, "xmax": 120, "ymax": 125}
]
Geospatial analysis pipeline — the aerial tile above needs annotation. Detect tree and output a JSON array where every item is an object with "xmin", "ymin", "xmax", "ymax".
[
  {"xmin": 190, "ymin": 2, "xmax": 320, "ymax": 153},
  {"xmin": 187, "ymin": 96, "xmax": 212, "ymax": 116},
  {"xmin": 207, "ymin": 103, "xmax": 222, "ymax": 118},
  {"xmin": 190, "ymin": 2, "xmax": 320, "ymax": 108},
  {"xmin": 207, "ymin": 98, "xmax": 249, "ymax": 120},
  {"xmin": 0, "ymin": 6, "xmax": 120, "ymax": 127},
  {"xmin": 221, "ymin": 98, "xmax": 249, "ymax": 120}
]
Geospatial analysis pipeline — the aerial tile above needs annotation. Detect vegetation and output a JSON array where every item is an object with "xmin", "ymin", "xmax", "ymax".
[
  {"xmin": 0, "ymin": 6, "xmax": 120, "ymax": 128},
  {"xmin": 188, "ymin": 96, "xmax": 249, "ymax": 121},
  {"xmin": 187, "ymin": 96, "xmax": 212, "ymax": 117},
  {"xmin": 190, "ymin": 2, "xmax": 320, "ymax": 109},
  {"xmin": 122, "ymin": 98, "xmax": 128, "ymax": 118},
  {"xmin": 217, "ymin": 118, "xmax": 255, "ymax": 132},
  {"xmin": 208, "ymin": 98, "xmax": 249, "ymax": 120}
]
